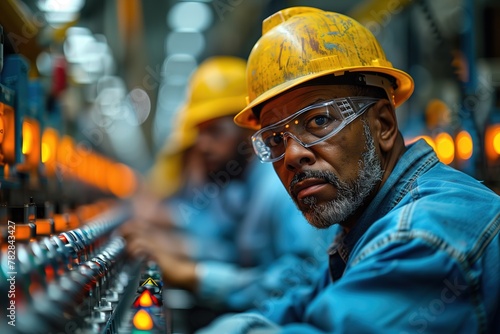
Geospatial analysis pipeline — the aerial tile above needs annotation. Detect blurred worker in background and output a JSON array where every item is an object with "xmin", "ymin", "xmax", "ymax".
[
  {"xmin": 196, "ymin": 7, "xmax": 500, "ymax": 334},
  {"xmin": 121, "ymin": 56, "xmax": 332, "ymax": 331},
  {"xmin": 144, "ymin": 109, "xmax": 205, "ymax": 201},
  {"xmin": 128, "ymin": 108, "xmax": 206, "ymax": 236}
]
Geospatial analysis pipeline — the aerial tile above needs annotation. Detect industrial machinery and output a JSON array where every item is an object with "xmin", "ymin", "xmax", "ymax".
[
  {"xmin": 1, "ymin": 203, "xmax": 171, "ymax": 334},
  {"xmin": 0, "ymin": 11, "xmax": 170, "ymax": 332}
]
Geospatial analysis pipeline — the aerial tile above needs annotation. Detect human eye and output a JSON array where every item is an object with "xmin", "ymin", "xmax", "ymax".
[
  {"xmin": 263, "ymin": 131, "xmax": 284, "ymax": 148},
  {"xmin": 310, "ymin": 115, "xmax": 330, "ymax": 127},
  {"xmin": 304, "ymin": 110, "xmax": 336, "ymax": 130},
  {"xmin": 301, "ymin": 105, "xmax": 344, "ymax": 137}
]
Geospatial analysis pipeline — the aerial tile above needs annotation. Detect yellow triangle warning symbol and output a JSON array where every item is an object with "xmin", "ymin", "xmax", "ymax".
[{"xmin": 141, "ymin": 277, "xmax": 159, "ymax": 287}]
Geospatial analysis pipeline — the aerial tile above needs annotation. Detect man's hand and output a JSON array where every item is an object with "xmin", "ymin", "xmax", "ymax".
[
  {"xmin": 129, "ymin": 186, "xmax": 177, "ymax": 230},
  {"xmin": 119, "ymin": 221, "xmax": 198, "ymax": 291}
]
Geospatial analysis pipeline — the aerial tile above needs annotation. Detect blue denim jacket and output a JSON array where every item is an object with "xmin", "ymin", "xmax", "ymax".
[{"xmin": 196, "ymin": 139, "xmax": 500, "ymax": 333}]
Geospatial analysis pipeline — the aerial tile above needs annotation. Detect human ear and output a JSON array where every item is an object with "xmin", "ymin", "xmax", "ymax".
[{"xmin": 372, "ymin": 99, "xmax": 399, "ymax": 153}]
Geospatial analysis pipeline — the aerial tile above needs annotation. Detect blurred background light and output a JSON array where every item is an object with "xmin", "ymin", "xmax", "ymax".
[
  {"xmin": 38, "ymin": 0, "xmax": 86, "ymax": 24},
  {"xmin": 455, "ymin": 130, "xmax": 473, "ymax": 160},
  {"xmin": 124, "ymin": 88, "xmax": 151, "ymax": 126},
  {"xmin": 435, "ymin": 132, "xmax": 455, "ymax": 165},
  {"xmin": 165, "ymin": 31, "xmax": 205, "ymax": 57},
  {"xmin": 485, "ymin": 124, "xmax": 500, "ymax": 161},
  {"xmin": 63, "ymin": 27, "xmax": 94, "ymax": 63},
  {"xmin": 167, "ymin": 2, "xmax": 213, "ymax": 31}
]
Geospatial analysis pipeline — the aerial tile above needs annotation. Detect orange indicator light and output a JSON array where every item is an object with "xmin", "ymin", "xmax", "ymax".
[
  {"xmin": 139, "ymin": 291, "xmax": 153, "ymax": 307},
  {"xmin": 455, "ymin": 130, "xmax": 473, "ymax": 160},
  {"xmin": 485, "ymin": 124, "xmax": 500, "ymax": 161},
  {"xmin": 133, "ymin": 289, "xmax": 161, "ymax": 308},
  {"xmin": 435, "ymin": 132, "xmax": 454, "ymax": 165},
  {"xmin": 133, "ymin": 309, "xmax": 154, "ymax": 330}
]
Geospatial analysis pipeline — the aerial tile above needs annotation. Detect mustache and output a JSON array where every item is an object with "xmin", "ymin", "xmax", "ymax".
[{"xmin": 288, "ymin": 170, "xmax": 341, "ymax": 197}]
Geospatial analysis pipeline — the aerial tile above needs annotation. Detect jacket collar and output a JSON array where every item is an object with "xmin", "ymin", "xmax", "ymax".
[{"xmin": 328, "ymin": 139, "xmax": 439, "ymax": 263}]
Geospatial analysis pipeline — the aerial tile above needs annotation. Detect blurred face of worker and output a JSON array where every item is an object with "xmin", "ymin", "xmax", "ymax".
[
  {"xmin": 196, "ymin": 115, "xmax": 251, "ymax": 174},
  {"xmin": 259, "ymin": 85, "xmax": 384, "ymax": 230}
]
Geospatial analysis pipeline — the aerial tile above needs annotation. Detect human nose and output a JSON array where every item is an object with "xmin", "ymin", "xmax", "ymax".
[{"xmin": 282, "ymin": 134, "xmax": 316, "ymax": 171}]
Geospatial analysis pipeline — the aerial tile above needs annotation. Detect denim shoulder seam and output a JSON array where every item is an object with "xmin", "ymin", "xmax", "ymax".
[
  {"xmin": 468, "ymin": 212, "xmax": 500, "ymax": 263},
  {"xmin": 397, "ymin": 195, "xmax": 416, "ymax": 231},
  {"xmin": 388, "ymin": 155, "xmax": 438, "ymax": 219},
  {"xmin": 348, "ymin": 230, "xmax": 487, "ymax": 333}
]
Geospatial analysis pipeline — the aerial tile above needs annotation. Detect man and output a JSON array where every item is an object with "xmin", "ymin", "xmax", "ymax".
[
  {"xmin": 197, "ymin": 7, "xmax": 500, "ymax": 334},
  {"xmin": 122, "ymin": 56, "xmax": 332, "ymax": 328}
]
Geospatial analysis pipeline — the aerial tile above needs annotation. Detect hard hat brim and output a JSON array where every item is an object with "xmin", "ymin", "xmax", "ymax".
[
  {"xmin": 234, "ymin": 66, "xmax": 414, "ymax": 130},
  {"xmin": 184, "ymin": 94, "xmax": 248, "ymax": 129}
]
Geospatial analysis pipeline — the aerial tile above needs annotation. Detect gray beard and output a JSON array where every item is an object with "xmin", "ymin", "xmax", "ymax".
[{"xmin": 289, "ymin": 120, "xmax": 384, "ymax": 229}]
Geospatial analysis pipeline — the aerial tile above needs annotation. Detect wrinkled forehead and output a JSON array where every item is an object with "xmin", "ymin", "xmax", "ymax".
[{"xmin": 259, "ymin": 84, "xmax": 359, "ymax": 128}]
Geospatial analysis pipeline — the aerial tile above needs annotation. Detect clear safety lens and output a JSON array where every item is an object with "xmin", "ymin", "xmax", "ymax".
[{"xmin": 252, "ymin": 97, "xmax": 379, "ymax": 162}]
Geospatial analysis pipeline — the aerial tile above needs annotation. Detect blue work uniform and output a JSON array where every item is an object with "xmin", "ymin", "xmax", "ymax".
[{"xmin": 196, "ymin": 139, "xmax": 500, "ymax": 333}]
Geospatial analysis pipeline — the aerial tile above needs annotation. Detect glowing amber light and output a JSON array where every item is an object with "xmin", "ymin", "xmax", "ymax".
[
  {"xmin": 57, "ymin": 136, "xmax": 80, "ymax": 178},
  {"xmin": 0, "ymin": 103, "xmax": 16, "ymax": 164},
  {"xmin": 41, "ymin": 143, "xmax": 49, "ymax": 162},
  {"xmin": 36, "ymin": 219, "xmax": 53, "ymax": 235},
  {"xmin": 41, "ymin": 129, "xmax": 59, "ymax": 163},
  {"xmin": 455, "ymin": 131, "xmax": 473, "ymax": 160},
  {"xmin": 435, "ymin": 132, "xmax": 455, "ymax": 165},
  {"xmin": 485, "ymin": 124, "xmax": 500, "ymax": 161},
  {"xmin": 139, "ymin": 291, "xmax": 153, "ymax": 307},
  {"xmin": 19, "ymin": 118, "xmax": 41, "ymax": 170},
  {"xmin": 133, "ymin": 289, "xmax": 160, "ymax": 308},
  {"xmin": 132, "ymin": 309, "xmax": 153, "ymax": 330},
  {"xmin": 14, "ymin": 224, "xmax": 35, "ymax": 240},
  {"xmin": 107, "ymin": 163, "xmax": 138, "ymax": 198},
  {"xmin": 74, "ymin": 147, "xmax": 91, "ymax": 182},
  {"xmin": 42, "ymin": 128, "xmax": 59, "ymax": 176},
  {"xmin": 484, "ymin": 124, "xmax": 500, "ymax": 160},
  {"xmin": 68, "ymin": 213, "xmax": 80, "ymax": 229},
  {"xmin": 54, "ymin": 214, "xmax": 69, "ymax": 232},
  {"xmin": 495, "ymin": 133, "xmax": 500, "ymax": 154},
  {"xmin": 22, "ymin": 121, "xmax": 34, "ymax": 154}
]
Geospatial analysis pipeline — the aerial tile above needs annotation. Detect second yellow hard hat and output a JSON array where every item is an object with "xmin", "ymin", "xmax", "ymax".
[{"xmin": 181, "ymin": 56, "xmax": 248, "ymax": 129}]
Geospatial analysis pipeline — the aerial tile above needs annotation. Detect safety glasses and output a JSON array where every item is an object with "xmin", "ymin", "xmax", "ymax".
[{"xmin": 252, "ymin": 97, "xmax": 379, "ymax": 163}]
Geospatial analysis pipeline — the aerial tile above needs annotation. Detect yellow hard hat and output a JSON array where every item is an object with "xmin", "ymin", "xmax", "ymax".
[
  {"xmin": 146, "ymin": 151, "xmax": 185, "ymax": 198},
  {"xmin": 146, "ymin": 112, "xmax": 197, "ymax": 198},
  {"xmin": 234, "ymin": 7, "xmax": 415, "ymax": 130},
  {"xmin": 161, "ymin": 110, "xmax": 198, "ymax": 156},
  {"xmin": 182, "ymin": 56, "xmax": 248, "ymax": 128},
  {"xmin": 147, "ymin": 56, "xmax": 247, "ymax": 198}
]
